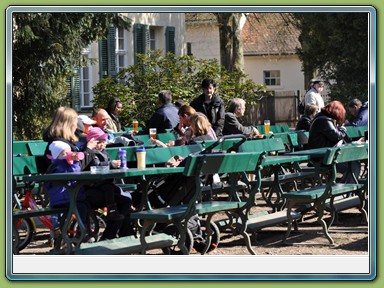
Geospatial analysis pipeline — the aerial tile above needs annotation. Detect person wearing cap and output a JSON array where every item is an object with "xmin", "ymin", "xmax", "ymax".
[
  {"xmin": 44, "ymin": 140, "xmax": 93, "ymax": 245},
  {"xmin": 75, "ymin": 115, "xmax": 97, "ymax": 151},
  {"xmin": 83, "ymin": 127, "xmax": 136, "ymax": 239},
  {"xmin": 78, "ymin": 114, "xmax": 97, "ymax": 135},
  {"xmin": 304, "ymin": 80, "xmax": 325, "ymax": 111}
]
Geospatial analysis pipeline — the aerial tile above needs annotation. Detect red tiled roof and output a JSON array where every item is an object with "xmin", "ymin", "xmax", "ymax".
[{"xmin": 242, "ymin": 13, "xmax": 301, "ymax": 55}]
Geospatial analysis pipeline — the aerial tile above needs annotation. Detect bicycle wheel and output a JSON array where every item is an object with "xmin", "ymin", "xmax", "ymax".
[
  {"xmin": 14, "ymin": 217, "xmax": 35, "ymax": 251},
  {"xmin": 161, "ymin": 224, "xmax": 194, "ymax": 255},
  {"xmin": 68, "ymin": 211, "xmax": 106, "ymax": 241},
  {"xmin": 193, "ymin": 219, "xmax": 220, "ymax": 253}
]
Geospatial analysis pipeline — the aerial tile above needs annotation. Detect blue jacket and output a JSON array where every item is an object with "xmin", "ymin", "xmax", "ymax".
[
  {"xmin": 348, "ymin": 105, "xmax": 368, "ymax": 127},
  {"xmin": 44, "ymin": 159, "xmax": 85, "ymax": 207},
  {"xmin": 144, "ymin": 103, "xmax": 179, "ymax": 134}
]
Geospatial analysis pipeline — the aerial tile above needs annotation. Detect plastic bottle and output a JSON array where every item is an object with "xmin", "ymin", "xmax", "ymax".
[
  {"xmin": 118, "ymin": 148, "xmax": 127, "ymax": 169},
  {"xmin": 136, "ymin": 146, "xmax": 146, "ymax": 170}
]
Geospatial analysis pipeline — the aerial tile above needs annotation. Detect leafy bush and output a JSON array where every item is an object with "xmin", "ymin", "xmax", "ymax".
[{"xmin": 92, "ymin": 50, "xmax": 268, "ymax": 129}]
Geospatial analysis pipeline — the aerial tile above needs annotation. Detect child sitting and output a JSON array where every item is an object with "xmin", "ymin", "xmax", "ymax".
[
  {"xmin": 83, "ymin": 127, "xmax": 135, "ymax": 240},
  {"xmin": 45, "ymin": 140, "xmax": 93, "ymax": 244}
]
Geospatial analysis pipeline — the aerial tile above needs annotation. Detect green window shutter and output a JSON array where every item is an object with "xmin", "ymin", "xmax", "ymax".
[
  {"xmin": 133, "ymin": 23, "xmax": 149, "ymax": 65},
  {"xmin": 70, "ymin": 67, "xmax": 81, "ymax": 111},
  {"xmin": 98, "ymin": 26, "xmax": 116, "ymax": 78},
  {"xmin": 165, "ymin": 26, "xmax": 176, "ymax": 54}
]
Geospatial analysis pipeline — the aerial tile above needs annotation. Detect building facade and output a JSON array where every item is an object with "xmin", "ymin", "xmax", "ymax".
[{"xmin": 73, "ymin": 13, "xmax": 186, "ymax": 111}]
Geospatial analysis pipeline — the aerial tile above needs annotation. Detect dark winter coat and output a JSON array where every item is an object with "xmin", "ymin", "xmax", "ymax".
[{"xmin": 190, "ymin": 93, "xmax": 225, "ymax": 137}]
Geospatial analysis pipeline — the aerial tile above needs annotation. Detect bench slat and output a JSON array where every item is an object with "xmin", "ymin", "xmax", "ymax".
[{"xmin": 75, "ymin": 234, "xmax": 178, "ymax": 255}]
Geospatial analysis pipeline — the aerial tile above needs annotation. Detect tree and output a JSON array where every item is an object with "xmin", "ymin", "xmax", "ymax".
[
  {"xmin": 292, "ymin": 13, "xmax": 368, "ymax": 104},
  {"xmin": 12, "ymin": 13, "xmax": 131, "ymax": 140},
  {"xmin": 215, "ymin": 13, "xmax": 245, "ymax": 74},
  {"xmin": 92, "ymin": 50, "xmax": 268, "ymax": 129}
]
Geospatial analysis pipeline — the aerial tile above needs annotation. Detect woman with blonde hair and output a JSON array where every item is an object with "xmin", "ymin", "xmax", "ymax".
[{"xmin": 189, "ymin": 112, "xmax": 216, "ymax": 142}]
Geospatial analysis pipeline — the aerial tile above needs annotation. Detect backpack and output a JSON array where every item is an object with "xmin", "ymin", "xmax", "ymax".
[{"xmin": 298, "ymin": 100, "xmax": 305, "ymax": 114}]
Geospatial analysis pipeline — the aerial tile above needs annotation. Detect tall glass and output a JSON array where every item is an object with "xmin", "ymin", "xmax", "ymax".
[
  {"xmin": 149, "ymin": 128, "xmax": 157, "ymax": 139},
  {"xmin": 264, "ymin": 120, "xmax": 270, "ymax": 134},
  {"xmin": 132, "ymin": 120, "xmax": 139, "ymax": 132}
]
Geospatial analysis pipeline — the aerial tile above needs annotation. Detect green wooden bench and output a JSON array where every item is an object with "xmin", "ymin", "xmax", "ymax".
[
  {"xmin": 75, "ymin": 234, "xmax": 178, "ymax": 255},
  {"xmin": 12, "ymin": 155, "xmax": 68, "ymax": 254},
  {"xmin": 13, "ymin": 140, "xmax": 45, "ymax": 156},
  {"xmin": 130, "ymin": 151, "xmax": 266, "ymax": 255},
  {"xmin": 282, "ymin": 144, "xmax": 368, "ymax": 245},
  {"xmin": 346, "ymin": 125, "xmax": 367, "ymax": 141},
  {"xmin": 256, "ymin": 124, "xmax": 290, "ymax": 134},
  {"xmin": 239, "ymin": 138, "xmax": 318, "ymax": 211}
]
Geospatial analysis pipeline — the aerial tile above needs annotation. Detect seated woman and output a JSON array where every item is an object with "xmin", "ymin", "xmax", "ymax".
[
  {"xmin": 105, "ymin": 97, "xmax": 124, "ymax": 133},
  {"xmin": 296, "ymin": 104, "xmax": 318, "ymax": 132},
  {"xmin": 188, "ymin": 112, "xmax": 215, "ymax": 143},
  {"xmin": 150, "ymin": 112, "xmax": 214, "ymax": 147},
  {"xmin": 222, "ymin": 98, "xmax": 260, "ymax": 138},
  {"xmin": 308, "ymin": 100, "xmax": 360, "ymax": 183}
]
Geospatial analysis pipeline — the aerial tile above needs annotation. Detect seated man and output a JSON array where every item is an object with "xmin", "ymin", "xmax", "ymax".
[
  {"xmin": 222, "ymin": 98, "xmax": 259, "ymax": 137},
  {"xmin": 92, "ymin": 108, "xmax": 115, "ymax": 143},
  {"xmin": 345, "ymin": 98, "xmax": 368, "ymax": 127},
  {"xmin": 139, "ymin": 90, "xmax": 179, "ymax": 134}
]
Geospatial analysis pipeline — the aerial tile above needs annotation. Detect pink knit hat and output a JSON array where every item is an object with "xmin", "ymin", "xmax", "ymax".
[{"xmin": 87, "ymin": 127, "xmax": 108, "ymax": 142}]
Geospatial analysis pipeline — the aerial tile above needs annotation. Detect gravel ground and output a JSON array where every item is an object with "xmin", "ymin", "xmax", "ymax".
[{"xmin": 16, "ymin": 203, "xmax": 369, "ymax": 256}]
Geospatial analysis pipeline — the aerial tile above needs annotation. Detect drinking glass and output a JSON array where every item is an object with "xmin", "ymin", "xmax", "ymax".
[
  {"xmin": 264, "ymin": 120, "xmax": 270, "ymax": 134},
  {"xmin": 132, "ymin": 120, "xmax": 139, "ymax": 132},
  {"xmin": 149, "ymin": 128, "xmax": 157, "ymax": 139}
]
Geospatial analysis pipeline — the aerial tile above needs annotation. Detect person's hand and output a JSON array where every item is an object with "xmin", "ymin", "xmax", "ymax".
[
  {"xmin": 149, "ymin": 138, "xmax": 167, "ymax": 147},
  {"xmin": 111, "ymin": 159, "xmax": 121, "ymax": 169},
  {"xmin": 86, "ymin": 138, "xmax": 98, "ymax": 150},
  {"xmin": 338, "ymin": 125, "xmax": 347, "ymax": 133},
  {"xmin": 253, "ymin": 127, "xmax": 260, "ymax": 136}
]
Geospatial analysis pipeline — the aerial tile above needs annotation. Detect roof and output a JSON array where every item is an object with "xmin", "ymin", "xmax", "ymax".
[
  {"xmin": 185, "ymin": 13, "xmax": 217, "ymax": 26},
  {"xmin": 242, "ymin": 13, "xmax": 301, "ymax": 56}
]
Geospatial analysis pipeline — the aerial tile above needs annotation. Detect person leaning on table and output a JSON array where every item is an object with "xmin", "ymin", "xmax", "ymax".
[
  {"xmin": 307, "ymin": 100, "xmax": 361, "ymax": 183},
  {"xmin": 222, "ymin": 98, "xmax": 260, "ymax": 138}
]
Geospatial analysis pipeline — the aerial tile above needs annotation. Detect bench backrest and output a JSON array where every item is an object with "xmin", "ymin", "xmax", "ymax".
[
  {"xmin": 27, "ymin": 141, "xmax": 48, "ymax": 156},
  {"xmin": 183, "ymin": 152, "xmax": 263, "ymax": 177},
  {"xmin": 145, "ymin": 144, "xmax": 203, "ymax": 166},
  {"xmin": 13, "ymin": 155, "xmax": 48, "ymax": 176},
  {"xmin": 13, "ymin": 140, "xmax": 45, "ymax": 156},
  {"xmin": 346, "ymin": 125, "xmax": 367, "ymax": 141},
  {"xmin": 322, "ymin": 144, "xmax": 368, "ymax": 166},
  {"xmin": 256, "ymin": 124, "xmax": 290, "ymax": 134},
  {"xmin": 239, "ymin": 138, "xmax": 285, "ymax": 154}
]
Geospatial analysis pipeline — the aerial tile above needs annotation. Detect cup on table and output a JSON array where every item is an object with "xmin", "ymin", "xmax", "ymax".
[
  {"xmin": 264, "ymin": 120, "xmax": 271, "ymax": 134},
  {"xmin": 132, "ymin": 120, "xmax": 139, "ymax": 132},
  {"xmin": 149, "ymin": 128, "xmax": 157, "ymax": 139}
]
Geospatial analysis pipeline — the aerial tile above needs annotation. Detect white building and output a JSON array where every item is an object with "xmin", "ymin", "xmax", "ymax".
[{"xmin": 74, "ymin": 13, "xmax": 186, "ymax": 111}]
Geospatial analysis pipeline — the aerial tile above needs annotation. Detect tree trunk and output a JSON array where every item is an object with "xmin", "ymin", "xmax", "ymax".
[{"xmin": 216, "ymin": 13, "xmax": 245, "ymax": 74}]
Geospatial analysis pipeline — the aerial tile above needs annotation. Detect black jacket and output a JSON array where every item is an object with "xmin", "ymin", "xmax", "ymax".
[
  {"xmin": 295, "ymin": 115, "xmax": 312, "ymax": 132},
  {"xmin": 190, "ymin": 93, "xmax": 225, "ymax": 137},
  {"xmin": 307, "ymin": 113, "xmax": 348, "ymax": 149}
]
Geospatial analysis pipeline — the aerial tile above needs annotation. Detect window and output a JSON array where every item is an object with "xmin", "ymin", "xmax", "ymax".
[
  {"xmin": 80, "ymin": 49, "xmax": 93, "ymax": 108},
  {"xmin": 187, "ymin": 42, "xmax": 192, "ymax": 55},
  {"xmin": 264, "ymin": 70, "xmax": 281, "ymax": 86},
  {"xmin": 149, "ymin": 27, "xmax": 156, "ymax": 50},
  {"xmin": 116, "ymin": 27, "xmax": 127, "ymax": 73}
]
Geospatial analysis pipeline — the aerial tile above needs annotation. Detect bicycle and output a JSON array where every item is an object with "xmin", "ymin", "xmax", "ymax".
[{"xmin": 12, "ymin": 178, "xmax": 106, "ymax": 252}]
